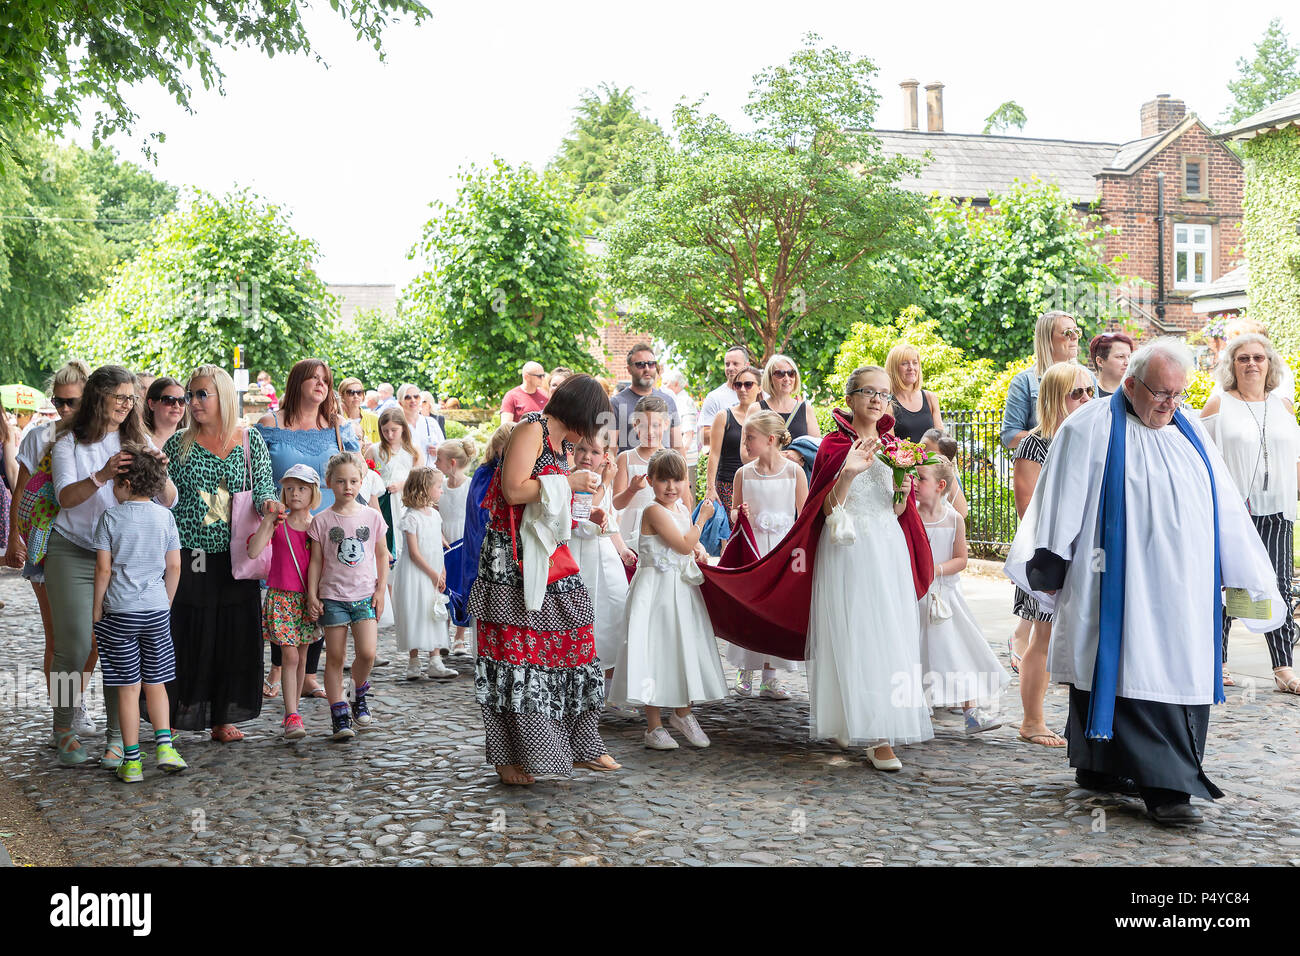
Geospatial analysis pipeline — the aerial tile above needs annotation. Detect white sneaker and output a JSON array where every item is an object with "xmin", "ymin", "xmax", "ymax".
[
  {"xmin": 759, "ymin": 678, "xmax": 791, "ymax": 701},
  {"xmin": 644, "ymin": 727, "xmax": 679, "ymax": 750},
  {"xmin": 72, "ymin": 700, "xmax": 96, "ymax": 735},
  {"xmin": 405, "ymin": 658, "xmax": 423, "ymax": 680},
  {"xmin": 964, "ymin": 708, "xmax": 1002, "ymax": 735},
  {"xmin": 668, "ymin": 712, "xmax": 710, "ymax": 748},
  {"xmin": 427, "ymin": 658, "xmax": 459, "ymax": 680}
]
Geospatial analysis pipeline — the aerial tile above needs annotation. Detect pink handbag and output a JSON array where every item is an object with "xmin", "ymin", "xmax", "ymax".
[{"xmin": 230, "ymin": 429, "xmax": 272, "ymax": 581}]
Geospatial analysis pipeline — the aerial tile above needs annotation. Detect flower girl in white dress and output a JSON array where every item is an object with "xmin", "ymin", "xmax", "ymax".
[
  {"xmin": 569, "ymin": 433, "xmax": 634, "ymax": 695},
  {"xmin": 391, "ymin": 468, "xmax": 457, "ymax": 680},
  {"xmin": 913, "ymin": 455, "xmax": 1007, "ymax": 733},
  {"xmin": 728, "ymin": 410, "xmax": 809, "ymax": 699},
  {"xmin": 807, "ymin": 366, "xmax": 933, "ymax": 770},
  {"xmin": 613, "ymin": 450, "xmax": 728, "ymax": 750}
]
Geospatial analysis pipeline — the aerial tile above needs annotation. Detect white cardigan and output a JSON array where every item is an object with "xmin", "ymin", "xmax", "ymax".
[{"xmin": 521, "ymin": 474, "xmax": 573, "ymax": 611}]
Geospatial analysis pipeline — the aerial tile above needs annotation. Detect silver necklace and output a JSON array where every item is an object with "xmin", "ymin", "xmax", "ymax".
[{"xmin": 1242, "ymin": 395, "xmax": 1269, "ymax": 493}]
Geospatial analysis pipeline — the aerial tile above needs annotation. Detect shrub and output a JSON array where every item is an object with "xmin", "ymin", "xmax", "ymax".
[
  {"xmin": 829, "ymin": 306, "xmax": 998, "ymax": 411},
  {"xmin": 978, "ymin": 355, "xmax": 1035, "ymax": 411}
]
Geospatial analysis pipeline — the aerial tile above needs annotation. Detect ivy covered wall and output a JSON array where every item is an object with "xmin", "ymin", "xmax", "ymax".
[{"xmin": 1243, "ymin": 126, "xmax": 1300, "ymax": 349}]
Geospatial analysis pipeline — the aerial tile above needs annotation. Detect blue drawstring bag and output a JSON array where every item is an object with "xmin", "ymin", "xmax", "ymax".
[{"xmin": 692, "ymin": 499, "xmax": 732, "ymax": 557}]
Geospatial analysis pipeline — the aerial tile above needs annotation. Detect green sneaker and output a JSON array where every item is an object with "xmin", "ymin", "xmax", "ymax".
[
  {"xmin": 116, "ymin": 759, "xmax": 144, "ymax": 783},
  {"xmin": 154, "ymin": 742, "xmax": 188, "ymax": 773}
]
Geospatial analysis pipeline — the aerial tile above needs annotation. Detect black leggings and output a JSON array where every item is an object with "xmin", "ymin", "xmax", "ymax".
[{"xmin": 270, "ymin": 638, "xmax": 323, "ymax": 675}]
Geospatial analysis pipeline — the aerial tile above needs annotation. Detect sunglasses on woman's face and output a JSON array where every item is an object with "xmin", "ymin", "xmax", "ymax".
[
  {"xmin": 734, "ymin": 380, "xmax": 758, "ymax": 391},
  {"xmin": 155, "ymin": 394, "xmax": 186, "ymax": 407},
  {"xmin": 186, "ymin": 389, "xmax": 214, "ymax": 404},
  {"xmin": 1069, "ymin": 386, "xmax": 1095, "ymax": 401},
  {"xmin": 51, "ymin": 397, "xmax": 80, "ymax": 411},
  {"xmin": 772, "ymin": 369, "xmax": 796, "ymax": 380},
  {"xmin": 344, "ymin": 389, "xmax": 365, "ymax": 397}
]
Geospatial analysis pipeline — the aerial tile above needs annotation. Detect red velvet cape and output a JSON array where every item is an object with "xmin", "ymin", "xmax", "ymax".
[{"xmin": 698, "ymin": 409, "xmax": 933, "ymax": 660}]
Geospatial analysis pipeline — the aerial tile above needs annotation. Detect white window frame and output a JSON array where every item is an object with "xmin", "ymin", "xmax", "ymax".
[{"xmin": 1174, "ymin": 222, "xmax": 1212, "ymax": 290}]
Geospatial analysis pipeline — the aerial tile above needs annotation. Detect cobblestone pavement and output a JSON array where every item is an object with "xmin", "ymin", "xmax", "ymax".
[{"xmin": 3, "ymin": 567, "xmax": 1300, "ymax": 866}]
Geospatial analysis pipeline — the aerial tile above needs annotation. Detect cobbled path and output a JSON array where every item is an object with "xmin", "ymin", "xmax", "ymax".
[{"xmin": 3, "ymin": 567, "xmax": 1300, "ymax": 866}]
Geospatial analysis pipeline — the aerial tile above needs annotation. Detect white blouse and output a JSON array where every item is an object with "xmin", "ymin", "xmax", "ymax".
[{"xmin": 1202, "ymin": 391, "xmax": 1300, "ymax": 520}]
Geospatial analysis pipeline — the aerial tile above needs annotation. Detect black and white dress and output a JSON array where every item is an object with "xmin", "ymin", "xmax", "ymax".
[{"xmin": 1012, "ymin": 433, "xmax": 1053, "ymax": 623}]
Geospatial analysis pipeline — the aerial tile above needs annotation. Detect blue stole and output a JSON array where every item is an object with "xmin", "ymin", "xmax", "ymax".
[{"xmin": 1089, "ymin": 388, "xmax": 1225, "ymax": 740}]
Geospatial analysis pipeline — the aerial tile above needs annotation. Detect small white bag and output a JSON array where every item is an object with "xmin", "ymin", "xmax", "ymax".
[
  {"xmin": 928, "ymin": 583, "xmax": 953, "ymax": 623},
  {"xmin": 826, "ymin": 488, "xmax": 856, "ymax": 546}
]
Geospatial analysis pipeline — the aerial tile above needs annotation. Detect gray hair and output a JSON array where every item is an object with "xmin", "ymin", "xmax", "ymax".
[
  {"xmin": 1216, "ymin": 332, "xmax": 1283, "ymax": 393},
  {"xmin": 1126, "ymin": 337, "xmax": 1194, "ymax": 384},
  {"xmin": 661, "ymin": 368, "xmax": 687, "ymax": 389}
]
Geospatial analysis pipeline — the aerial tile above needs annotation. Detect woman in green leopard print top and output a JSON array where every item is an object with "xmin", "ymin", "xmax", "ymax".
[{"xmin": 165, "ymin": 365, "xmax": 285, "ymax": 740}]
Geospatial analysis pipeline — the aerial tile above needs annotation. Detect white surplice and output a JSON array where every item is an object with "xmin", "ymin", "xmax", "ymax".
[{"xmin": 1004, "ymin": 397, "xmax": 1283, "ymax": 707}]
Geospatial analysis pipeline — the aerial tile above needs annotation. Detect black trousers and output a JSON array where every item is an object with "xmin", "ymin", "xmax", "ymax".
[
  {"xmin": 270, "ymin": 637, "xmax": 323, "ymax": 674},
  {"xmin": 1066, "ymin": 684, "xmax": 1222, "ymax": 801},
  {"xmin": 1222, "ymin": 512, "xmax": 1295, "ymax": 669}
]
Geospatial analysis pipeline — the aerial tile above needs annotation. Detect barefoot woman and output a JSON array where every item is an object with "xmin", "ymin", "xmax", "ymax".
[{"xmin": 467, "ymin": 375, "xmax": 619, "ymax": 784}]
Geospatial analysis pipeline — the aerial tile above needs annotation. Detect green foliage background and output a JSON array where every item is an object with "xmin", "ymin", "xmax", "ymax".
[
  {"xmin": 405, "ymin": 158, "xmax": 604, "ymax": 407},
  {"xmin": 1241, "ymin": 128, "xmax": 1300, "ymax": 351},
  {"xmin": 55, "ymin": 189, "xmax": 336, "ymax": 382}
]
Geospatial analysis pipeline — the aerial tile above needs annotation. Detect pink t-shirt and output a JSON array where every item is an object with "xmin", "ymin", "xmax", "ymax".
[
  {"xmin": 500, "ymin": 386, "xmax": 548, "ymax": 421},
  {"xmin": 265, "ymin": 525, "xmax": 311, "ymax": 593},
  {"xmin": 308, "ymin": 507, "xmax": 388, "ymax": 602}
]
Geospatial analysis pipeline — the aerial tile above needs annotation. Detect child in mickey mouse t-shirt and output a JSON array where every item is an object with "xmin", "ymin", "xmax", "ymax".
[{"xmin": 308, "ymin": 451, "xmax": 389, "ymax": 741}]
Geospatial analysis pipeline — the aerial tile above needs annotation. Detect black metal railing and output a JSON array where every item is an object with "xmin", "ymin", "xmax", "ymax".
[{"xmin": 945, "ymin": 408, "xmax": 1018, "ymax": 556}]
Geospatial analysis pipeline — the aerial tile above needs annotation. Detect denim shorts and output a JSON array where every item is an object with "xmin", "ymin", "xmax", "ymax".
[
  {"xmin": 21, "ymin": 554, "xmax": 45, "ymax": 584},
  {"xmin": 320, "ymin": 597, "xmax": 376, "ymax": 627}
]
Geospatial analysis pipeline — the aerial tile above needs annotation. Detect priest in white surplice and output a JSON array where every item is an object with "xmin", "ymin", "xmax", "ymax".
[{"xmin": 1006, "ymin": 339, "xmax": 1283, "ymax": 826}]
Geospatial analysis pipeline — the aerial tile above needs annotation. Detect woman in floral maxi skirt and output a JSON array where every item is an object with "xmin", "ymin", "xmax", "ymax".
[{"xmin": 467, "ymin": 377, "xmax": 620, "ymax": 785}]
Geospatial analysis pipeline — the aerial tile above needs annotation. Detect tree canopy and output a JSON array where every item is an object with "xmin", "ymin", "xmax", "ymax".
[
  {"xmin": 602, "ymin": 35, "xmax": 928, "ymax": 396},
  {"xmin": 983, "ymin": 101, "xmax": 1027, "ymax": 134},
  {"xmin": 405, "ymin": 158, "xmax": 603, "ymax": 406},
  {"xmin": 1222, "ymin": 17, "xmax": 1300, "ymax": 125},
  {"xmin": 905, "ymin": 179, "xmax": 1122, "ymax": 366},
  {"xmin": 549, "ymin": 83, "xmax": 664, "ymax": 230},
  {"xmin": 56, "ymin": 189, "xmax": 336, "ymax": 382},
  {"xmin": 0, "ymin": 0, "xmax": 430, "ymax": 151}
]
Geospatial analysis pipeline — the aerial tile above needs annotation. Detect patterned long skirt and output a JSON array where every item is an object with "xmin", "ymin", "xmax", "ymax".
[{"xmin": 468, "ymin": 523, "xmax": 608, "ymax": 776}]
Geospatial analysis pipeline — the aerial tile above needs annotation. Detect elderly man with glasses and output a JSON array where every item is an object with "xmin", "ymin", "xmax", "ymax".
[
  {"xmin": 609, "ymin": 344, "xmax": 682, "ymax": 454},
  {"xmin": 500, "ymin": 362, "xmax": 550, "ymax": 425},
  {"xmin": 1006, "ymin": 338, "xmax": 1283, "ymax": 827}
]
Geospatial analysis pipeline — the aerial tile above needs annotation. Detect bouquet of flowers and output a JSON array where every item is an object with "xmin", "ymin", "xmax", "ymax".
[{"xmin": 877, "ymin": 437, "xmax": 936, "ymax": 505}]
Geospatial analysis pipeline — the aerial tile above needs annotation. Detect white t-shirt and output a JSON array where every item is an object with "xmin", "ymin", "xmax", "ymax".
[
  {"xmin": 17, "ymin": 421, "xmax": 57, "ymax": 474},
  {"xmin": 51, "ymin": 431, "xmax": 124, "ymax": 551},
  {"xmin": 696, "ymin": 383, "xmax": 739, "ymax": 452},
  {"xmin": 408, "ymin": 414, "xmax": 445, "ymax": 459}
]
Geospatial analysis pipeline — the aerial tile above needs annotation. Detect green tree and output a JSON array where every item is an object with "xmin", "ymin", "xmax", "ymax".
[
  {"xmin": 0, "ymin": 0, "xmax": 430, "ymax": 151},
  {"xmin": 55, "ymin": 189, "xmax": 336, "ymax": 381},
  {"xmin": 72, "ymin": 143, "xmax": 178, "ymax": 262},
  {"xmin": 0, "ymin": 130, "xmax": 112, "ymax": 384},
  {"xmin": 405, "ymin": 158, "xmax": 603, "ymax": 406},
  {"xmin": 602, "ymin": 35, "xmax": 929, "ymax": 396},
  {"xmin": 326, "ymin": 306, "xmax": 440, "ymax": 393},
  {"xmin": 983, "ymin": 101, "xmax": 1027, "ymax": 134},
  {"xmin": 549, "ymin": 83, "xmax": 665, "ymax": 230},
  {"xmin": 906, "ymin": 179, "xmax": 1121, "ymax": 366},
  {"xmin": 829, "ymin": 306, "xmax": 997, "ymax": 410},
  {"xmin": 1222, "ymin": 17, "xmax": 1300, "ymax": 125}
]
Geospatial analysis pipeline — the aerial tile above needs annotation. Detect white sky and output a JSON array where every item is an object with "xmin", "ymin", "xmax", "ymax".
[{"xmin": 83, "ymin": 0, "xmax": 1286, "ymax": 287}]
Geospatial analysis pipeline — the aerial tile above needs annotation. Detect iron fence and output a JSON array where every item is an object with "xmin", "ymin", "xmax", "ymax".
[{"xmin": 945, "ymin": 408, "xmax": 1018, "ymax": 556}]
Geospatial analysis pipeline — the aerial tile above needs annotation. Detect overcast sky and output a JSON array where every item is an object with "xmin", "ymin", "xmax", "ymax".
[{"xmin": 85, "ymin": 0, "xmax": 1286, "ymax": 288}]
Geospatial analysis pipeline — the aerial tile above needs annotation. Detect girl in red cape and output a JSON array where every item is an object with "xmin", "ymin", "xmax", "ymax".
[{"xmin": 699, "ymin": 365, "xmax": 935, "ymax": 768}]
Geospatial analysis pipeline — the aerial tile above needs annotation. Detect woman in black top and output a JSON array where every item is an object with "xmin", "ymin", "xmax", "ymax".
[
  {"xmin": 707, "ymin": 366, "xmax": 762, "ymax": 512},
  {"xmin": 759, "ymin": 354, "xmax": 820, "ymax": 465},
  {"xmin": 886, "ymin": 344, "xmax": 944, "ymax": 442}
]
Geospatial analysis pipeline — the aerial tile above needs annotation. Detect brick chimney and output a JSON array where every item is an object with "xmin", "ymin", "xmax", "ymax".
[
  {"xmin": 1140, "ymin": 94, "xmax": 1187, "ymax": 137},
  {"xmin": 900, "ymin": 79, "xmax": 919, "ymax": 131},
  {"xmin": 925, "ymin": 82, "xmax": 944, "ymax": 132}
]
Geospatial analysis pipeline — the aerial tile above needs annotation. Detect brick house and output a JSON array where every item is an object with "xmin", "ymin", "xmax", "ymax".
[{"xmin": 876, "ymin": 85, "xmax": 1245, "ymax": 335}]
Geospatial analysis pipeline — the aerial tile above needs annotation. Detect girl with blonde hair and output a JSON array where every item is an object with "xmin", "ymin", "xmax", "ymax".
[{"xmin": 1011, "ymin": 362, "xmax": 1094, "ymax": 747}]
